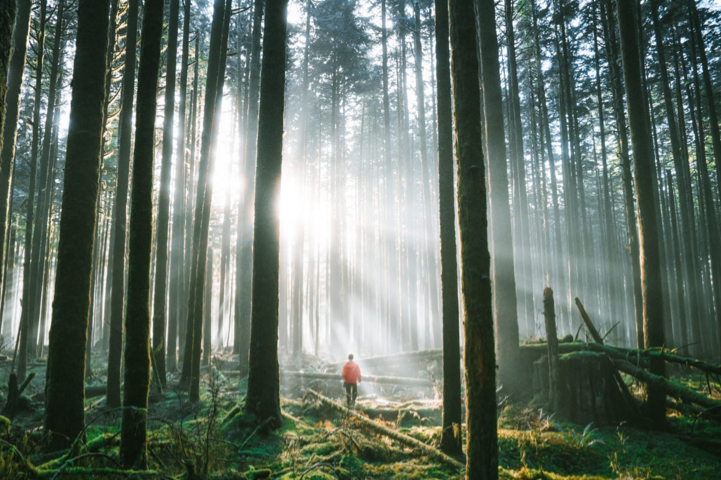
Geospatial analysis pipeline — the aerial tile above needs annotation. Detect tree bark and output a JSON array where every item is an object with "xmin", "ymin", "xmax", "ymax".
[
  {"xmin": 203, "ymin": 247, "xmax": 212, "ymax": 366},
  {"xmin": 448, "ymin": 0, "xmax": 497, "ymax": 476},
  {"xmin": 601, "ymin": 0, "xmax": 644, "ymax": 349},
  {"xmin": 29, "ymin": 0, "xmax": 66, "ymax": 363},
  {"xmin": 120, "ymin": 0, "xmax": 164, "ymax": 468},
  {"xmin": 151, "ymin": 0, "xmax": 181, "ymax": 388},
  {"xmin": 476, "ymin": 0, "xmax": 521, "ymax": 397},
  {"xmin": 180, "ymin": 0, "xmax": 227, "ymax": 386},
  {"xmin": 0, "ymin": 0, "xmax": 31, "ymax": 302},
  {"xmin": 0, "ymin": 0, "xmax": 15, "ymax": 158},
  {"xmin": 433, "ymin": 0, "xmax": 461, "ymax": 455},
  {"xmin": 234, "ymin": 0, "xmax": 263, "ymax": 371},
  {"xmin": 687, "ymin": 0, "xmax": 721, "ymax": 196},
  {"xmin": 616, "ymin": 0, "xmax": 666, "ymax": 425},
  {"xmin": 44, "ymin": 0, "xmax": 111, "ymax": 450},
  {"xmin": 107, "ymin": 0, "xmax": 140, "ymax": 409},
  {"xmin": 167, "ymin": 0, "xmax": 192, "ymax": 373},
  {"xmin": 543, "ymin": 288, "xmax": 559, "ymax": 411},
  {"xmin": 244, "ymin": 0, "xmax": 290, "ymax": 428},
  {"xmin": 184, "ymin": 0, "xmax": 231, "ymax": 403},
  {"xmin": 17, "ymin": 0, "xmax": 47, "ymax": 383}
]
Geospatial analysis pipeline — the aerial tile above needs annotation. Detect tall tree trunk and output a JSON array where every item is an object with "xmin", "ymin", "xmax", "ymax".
[
  {"xmin": 120, "ymin": 0, "xmax": 164, "ymax": 468},
  {"xmin": 44, "ymin": 0, "xmax": 111, "ymax": 449},
  {"xmin": 0, "ymin": 0, "xmax": 16, "ymax": 174},
  {"xmin": 168, "ymin": 0, "xmax": 192, "ymax": 373},
  {"xmin": 687, "ymin": 0, "xmax": 721, "ymax": 194},
  {"xmin": 665, "ymin": 171, "xmax": 689, "ymax": 351},
  {"xmin": 0, "ymin": 0, "xmax": 31, "ymax": 301},
  {"xmin": 593, "ymin": 5, "xmax": 621, "ymax": 345},
  {"xmin": 686, "ymin": 19, "xmax": 721, "ymax": 359},
  {"xmin": 182, "ymin": 0, "xmax": 229, "ymax": 401},
  {"xmin": 107, "ymin": 0, "xmax": 140, "ymax": 408},
  {"xmin": 434, "ymin": 0, "xmax": 461, "ymax": 455},
  {"xmin": 476, "ymin": 0, "xmax": 521, "ymax": 397},
  {"xmin": 448, "ymin": 0, "xmax": 497, "ymax": 476},
  {"xmin": 504, "ymin": 0, "xmax": 532, "ymax": 337},
  {"xmin": 601, "ymin": 0, "xmax": 643, "ymax": 348},
  {"xmin": 151, "ymin": 0, "xmax": 180, "ymax": 388},
  {"xmin": 244, "ymin": 0, "xmax": 289, "ymax": 428},
  {"xmin": 616, "ymin": 0, "xmax": 666, "ymax": 425},
  {"xmin": 234, "ymin": 0, "xmax": 263, "ymax": 372},
  {"xmin": 291, "ymin": 0, "xmax": 312, "ymax": 360},
  {"xmin": 413, "ymin": 2, "xmax": 440, "ymax": 350},
  {"xmin": 381, "ymin": 0, "xmax": 397, "ymax": 354},
  {"xmin": 531, "ymin": 0, "xmax": 564, "ymax": 328},
  {"xmin": 180, "ymin": 34, "xmax": 200, "ymax": 365},
  {"xmin": 17, "ymin": 0, "xmax": 47, "ymax": 382},
  {"xmin": 30, "ymin": 0, "xmax": 66, "ymax": 364},
  {"xmin": 203, "ymin": 247, "xmax": 213, "ymax": 365}
]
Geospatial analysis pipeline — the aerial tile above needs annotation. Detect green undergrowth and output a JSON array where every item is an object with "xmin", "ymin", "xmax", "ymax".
[{"xmin": 1, "ymin": 369, "xmax": 720, "ymax": 479}]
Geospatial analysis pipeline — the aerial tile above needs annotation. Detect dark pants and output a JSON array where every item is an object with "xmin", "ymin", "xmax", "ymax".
[{"xmin": 344, "ymin": 382, "xmax": 357, "ymax": 406}]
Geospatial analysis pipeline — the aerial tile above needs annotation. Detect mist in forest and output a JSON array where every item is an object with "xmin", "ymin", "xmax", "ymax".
[{"xmin": 0, "ymin": 0, "xmax": 720, "ymax": 477}]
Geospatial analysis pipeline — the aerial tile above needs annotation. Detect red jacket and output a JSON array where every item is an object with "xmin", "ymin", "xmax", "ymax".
[{"xmin": 342, "ymin": 361, "xmax": 362, "ymax": 384}]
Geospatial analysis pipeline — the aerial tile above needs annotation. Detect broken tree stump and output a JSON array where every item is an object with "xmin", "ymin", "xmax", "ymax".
[
  {"xmin": 557, "ymin": 352, "xmax": 630, "ymax": 426},
  {"xmin": 1, "ymin": 372, "xmax": 36, "ymax": 416},
  {"xmin": 534, "ymin": 352, "xmax": 630, "ymax": 426},
  {"xmin": 544, "ymin": 288, "xmax": 559, "ymax": 411}
]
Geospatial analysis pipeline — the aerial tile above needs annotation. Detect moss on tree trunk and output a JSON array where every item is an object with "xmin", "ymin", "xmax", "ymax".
[
  {"xmin": 433, "ymin": 0, "xmax": 462, "ymax": 456},
  {"xmin": 119, "ymin": 0, "xmax": 164, "ymax": 469},
  {"xmin": 244, "ymin": 0, "xmax": 290, "ymax": 428},
  {"xmin": 44, "ymin": 0, "xmax": 111, "ymax": 450},
  {"xmin": 447, "ymin": 0, "xmax": 498, "ymax": 476}
]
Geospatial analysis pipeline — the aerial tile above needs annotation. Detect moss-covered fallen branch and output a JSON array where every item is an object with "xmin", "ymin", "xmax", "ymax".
[
  {"xmin": 306, "ymin": 390, "xmax": 464, "ymax": 470},
  {"xmin": 521, "ymin": 341, "xmax": 721, "ymax": 376},
  {"xmin": 611, "ymin": 358, "xmax": 721, "ymax": 414},
  {"xmin": 356, "ymin": 406, "xmax": 441, "ymax": 423},
  {"xmin": 34, "ymin": 467, "xmax": 168, "ymax": 478}
]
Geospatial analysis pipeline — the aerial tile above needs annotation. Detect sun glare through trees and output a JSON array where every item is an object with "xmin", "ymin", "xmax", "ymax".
[{"xmin": 0, "ymin": 0, "xmax": 720, "ymax": 478}]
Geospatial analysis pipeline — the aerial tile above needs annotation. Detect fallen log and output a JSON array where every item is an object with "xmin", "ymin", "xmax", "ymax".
[
  {"xmin": 306, "ymin": 390, "xmax": 463, "ymax": 470},
  {"xmin": 593, "ymin": 344, "xmax": 721, "ymax": 376},
  {"xmin": 34, "ymin": 467, "xmax": 166, "ymax": 478},
  {"xmin": 282, "ymin": 371, "xmax": 434, "ymax": 387},
  {"xmin": 85, "ymin": 385, "xmax": 107, "ymax": 399},
  {"xmin": 325, "ymin": 349, "xmax": 442, "ymax": 371},
  {"xmin": 611, "ymin": 358, "xmax": 721, "ymax": 414},
  {"xmin": 522, "ymin": 341, "xmax": 721, "ymax": 377},
  {"xmin": 519, "ymin": 342, "xmax": 587, "ymax": 357},
  {"xmin": 356, "ymin": 406, "xmax": 441, "ymax": 423}
]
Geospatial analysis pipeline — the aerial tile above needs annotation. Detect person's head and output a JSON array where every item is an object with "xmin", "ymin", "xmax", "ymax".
[{"xmin": 348, "ymin": 353, "xmax": 354, "ymax": 361}]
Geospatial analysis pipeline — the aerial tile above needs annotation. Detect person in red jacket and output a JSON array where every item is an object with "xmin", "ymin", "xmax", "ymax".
[{"xmin": 341, "ymin": 353, "xmax": 362, "ymax": 407}]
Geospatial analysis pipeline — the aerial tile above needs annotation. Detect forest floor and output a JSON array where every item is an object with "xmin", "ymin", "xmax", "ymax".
[{"xmin": 0, "ymin": 350, "xmax": 719, "ymax": 479}]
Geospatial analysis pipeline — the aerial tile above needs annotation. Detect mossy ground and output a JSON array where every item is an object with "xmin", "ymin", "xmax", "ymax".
[{"xmin": 0, "ymin": 357, "xmax": 719, "ymax": 479}]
